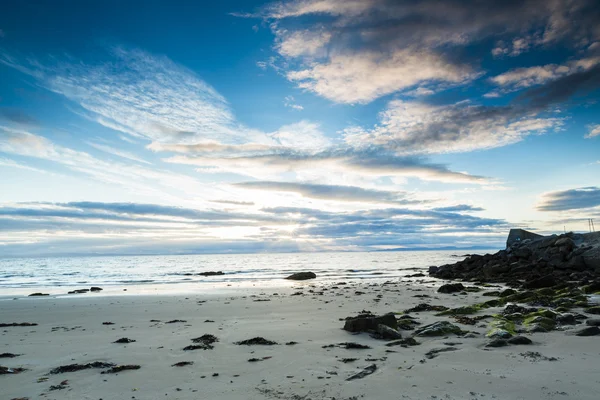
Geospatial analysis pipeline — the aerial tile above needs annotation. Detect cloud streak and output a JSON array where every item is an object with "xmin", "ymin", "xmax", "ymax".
[{"xmin": 537, "ymin": 187, "xmax": 600, "ymax": 212}]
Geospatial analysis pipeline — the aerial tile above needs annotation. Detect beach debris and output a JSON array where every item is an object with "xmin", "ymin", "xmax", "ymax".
[
  {"xmin": 166, "ymin": 319, "xmax": 187, "ymax": 324},
  {"xmin": 346, "ymin": 364, "xmax": 377, "ymax": 381},
  {"xmin": 204, "ymin": 319, "xmax": 215, "ymax": 323},
  {"xmin": 0, "ymin": 322, "xmax": 38, "ymax": 327},
  {"xmin": 285, "ymin": 272, "xmax": 316, "ymax": 280},
  {"xmin": 425, "ymin": 347, "xmax": 459, "ymax": 358},
  {"xmin": 343, "ymin": 312, "xmax": 397, "ymax": 332},
  {"xmin": 372, "ymin": 324, "xmax": 402, "ymax": 340},
  {"xmin": 520, "ymin": 351, "xmax": 558, "ymax": 362},
  {"xmin": 67, "ymin": 289, "xmax": 89, "ymax": 294},
  {"xmin": 1, "ymin": 366, "xmax": 27, "ymax": 374},
  {"xmin": 285, "ymin": 341, "xmax": 298, "ymax": 345},
  {"xmin": 235, "ymin": 337, "xmax": 278, "ymax": 345},
  {"xmin": 101, "ymin": 364, "xmax": 141, "ymax": 374},
  {"xmin": 28, "ymin": 293, "xmax": 49, "ymax": 297},
  {"xmin": 49, "ymin": 362, "xmax": 115, "ymax": 374},
  {"xmin": 340, "ymin": 358, "xmax": 358, "ymax": 363},
  {"xmin": 403, "ymin": 303, "xmax": 449, "ymax": 313},
  {"xmin": 197, "ymin": 271, "xmax": 225, "ymax": 276},
  {"xmin": 438, "ymin": 283, "xmax": 465, "ymax": 294},
  {"xmin": 574, "ymin": 326, "xmax": 600, "ymax": 336},
  {"xmin": 113, "ymin": 337, "xmax": 136, "ymax": 343},
  {"xmin": 414, "ymin": 321, "xmax": 465, "ymax": 337},
  {"xmin": 324, "ymin": 342, "xmax": 371, "ymax": 350},
  {"xmin": 90, "ymin": 287, "xmax": 103, "ymax": 291},
  {"xmin": 0, "ymin": 353, "xmax": 21, "ymax": 358},
  {"xmin": 172, "ymin": 361, "xmax": 194, "ymax": 367}
]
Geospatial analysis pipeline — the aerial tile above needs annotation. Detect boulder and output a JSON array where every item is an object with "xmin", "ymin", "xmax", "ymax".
[
  {"xmin": 90, "ymin": 287, "xmax": 103, "ymax": 292},
  {"xmin": 343, "ymin": 313, "xmax": 398, "ymax": 332},
  {"xmin": 585, "ymin": 319, "xmax": 600, "ymax": 327},
  {"xmin": 414, "ymin": 321, "xmax": 464, "ymax": 337},
  {"xmin": 575, "ymin": 326, "xmax": 600, "ymax": 336},
  {"xmin": 507, "ymin": 336, "xmax": 533, "ymax": 345},
  {"xmin": 285, "ymin": 272, "xmax": 316, "ymax": 280},
  {"xmin": 375, "ymin": 324, "xmax": 402, "ymax": 340},
  {"xmin": 523, "ymin": 275, "xmax": 556, "ymax": 290},
  {"xmin": 486, "ymin": 339, "xmax": 508, "ymax": 347},
  {"xmin": 428, "ymin": 266, "xmax": 439, "ymax": 274},
  {"xmin": 438, "ymin": 283, "xmax": 465, "ymax": 294}
]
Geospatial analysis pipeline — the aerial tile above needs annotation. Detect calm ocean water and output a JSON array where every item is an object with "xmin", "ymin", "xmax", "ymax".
[{"xmin": 0, "ymin": 250, "xmax": 496, "ymax": 294}]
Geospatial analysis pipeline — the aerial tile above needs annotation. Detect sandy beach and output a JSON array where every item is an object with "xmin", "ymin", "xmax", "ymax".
[{"xmin": 2, "ymin": 278, "xmax": 599, "ymax": 400}]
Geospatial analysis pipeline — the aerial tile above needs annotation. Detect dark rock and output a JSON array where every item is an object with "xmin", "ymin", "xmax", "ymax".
[
  {"xmin": 343, "ymin": 313, "xmax": 398, "ymax": 332},
  {"xmin": 50, "ymin": 362, "xmax": 115, "ymax": 374},
  {"xmin": 0, "ymin": 366, "xmax": 27, "ymax": 374},
  {"xmin": 556, "ymin": 313, "xmax": 577, "ymax": 325},
  {"xmin": 585, "ymin": 306, "xmax": 600, "ymax": 315},
  {"xmin": 0, "ymin": 353, "xmax": 20, "ymax": 358},
  {"xmin": 102, "ymin": 322, "xmax": 115, "ymax": 325},
  {"xmin": 0, "ymin": 322, "xmax": 37, "ymax": 327},
  {"xmin": 28, "ymin": 293, "xmax": 49, "ymax": 297},
  {"xmin": 285, "ymin": 341, "xmax": 298, "ymax": 345},
  {"xmin": 523, "ymin": 275, "xmax": 556, "ymax": 290},
  {"xmin": 235, "ymin": 337, "xmax": 278, "ymax": 345},
  {"xmin": 385, "ymin": 338, "xmax": 420, "ymax": 347},
  {"xmin": 285, "ymin": 272, "xmax": 316, "ymax": 280},
  {"xmin": 346, "ymin": 364, "xmax": 377, "ymax": 381},
  {"xmin": 486, "ymin": 339, "xmax": 508, "ymax": 347},
  {"xmin": 197, "ymin": 271, "xmax": 224, "ymax": 276},
  {"xmin": 507, "ymin": 336, "xmax": 533, "ymax": 345},
  {"xmin": 428, "ymin": 266, "xmax": 439, "ymax": 274},
  {"xmin": 586, "ymin": 319, "xmax": 600, "ymax": 326},
  {"xmin": 90, "ymin": 287, "xmax": 103, "ymax": 292},
  {"xmin": 438, "ymin": 283, "xmax": 465, "ymax": 294},
  {"xmin": 101, "ymin": 365, "xmax": 141, "ymax": 374},
  {"xmin": 499, "ymin": 289, "xmax": 517, "ymax": 297},
  {"xmin": 374, "ymin": 324, "xmax": 402, "ymax": 340},
  {"xmin": 414, "ymin": 321, "xmax": 465, "ymax": 337},
  {"xmin": 406, "ymin": 273, "xmax": 426, "ymax": 278},
  {"xmin": 172, "ymin": 361, "xmax": 194, "ymax": 367},
  {"xmin": 404, "ymin": 303, "xmax": 449, "ymax": 313},
  {"xmin": 574, "ymin": 326, "xmax": 600, "ymax": 336},
  {"xmin": 425, "ymin": 347, "xmax": 458, "ymax": 358},
  {"xmin": 340, "ymin": 358, "xmax": 358, "ymax": 363},
  {"xmin": 165, "ymin": 320, "xmax": 187, "ymax": 324},
  {"xmin": 338, "ymin": 342, "xmax": 371, "ymax": 349},
  {"xmin": 113, "ymin": 338, "xmax": 136, "ymax": 344}
]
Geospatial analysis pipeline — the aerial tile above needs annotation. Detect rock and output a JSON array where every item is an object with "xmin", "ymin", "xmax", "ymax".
[
  {"xmin": 499, "ymin": 288, "xmax": 517, "ymax": 297},
  {"xmin": 585, "ymin": 318, "xmax": 600, "ymax": 326},
  {"xmin": 101, "ymin": 365, "xmax": 141, "ymax": 374},
  {"xmin": 235, "ymin": 337, "xmax": 278, "ymax": 345},
  {"xmin": 0, "ymin": 322, "xmax": 37, "ymax": 327},
  {"xmin": 507, "ymin": 336, "xmax": 533, "ymax": 345},
  {"xmin": 285, "ymin": 272, "xmax": 316, "ymax": 280},
  {"xmin": 374, "ymin": 324, "xmax": 402, "ymax": 340},
  {"xmin": 0, "ymin": 353, "xmax": 20, "ymax": 358},
  {"xmin": 385, "ymin": 338, "xmax": 420, "ymax": 347},
  {"xmin": 414, "ymin": 321, "xmax": 464, "ymax": 337},
  {"xmin": 28, "ymin": 293, "xmax": 49, "ymax": 297},
  {"xmin": 404, "ymin": 303, "xmax": 448, "ymax": 313},
  {"xmin": 113, "ymin": 338, "xmax": 136, "ymax": 344},
  {"xmin": 554, "ymin": 237, "xmax": 575, "ymax": 250},
  {"xmin": 585, "ymin": 306, "xmax": 600, "ymax": 315},
  {"xmin": 346, "ymin": 364, "xmax": 377, "ymax": 381},
  {"xmin": 197, "ymin": 271, "xmax": 224, "ymax": 276},
  {"xmin": 523, "ymin": 275, "xmax": 556, "ymax": 290},
  {"xmin": 0, "ymin": 366, "xmax": 27, "ymax": 374},
  {"xmin": 486, "ymin": 339, "xmax": 508, "ymax": 347},
  {"xmin": 49, "ymin": 362, "xmax": 115, "ymax": 374},
  {"xmin": 343, "ymin": 313, "xmax": 398, "ymax": 332},
  {"xmin": 428, "ymin": 266, "xmax": 439, "ymax": 274},
  {"xmin": 90, "ymin": 287, "xmax": 103, "ymax": 292},
  {"xmin": 425, "ymin": 347, "xmax": 458, "ymax": 358},
  {"xmin": 575, "ymin": 326, "xmax": 600, "ymax": 336},
  {"xmin": 556, "ymin": 313, "xmax": 577, "ymax": 325},
  {"xmin": 172, "ymin": 361, "xmax": 194, "ymax": 367},
  {"xmin": 438, "ymin": 283, "xmax": 465, "ymax": 294},
  {"xmin": 515, "ymin": 247, "xmax": 533, "ymax": 259}
]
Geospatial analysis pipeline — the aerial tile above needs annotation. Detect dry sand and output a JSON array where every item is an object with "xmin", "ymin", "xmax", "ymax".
[{"xmin": 1, "ymin": 279, "xmax": 599, "ymax": 400}]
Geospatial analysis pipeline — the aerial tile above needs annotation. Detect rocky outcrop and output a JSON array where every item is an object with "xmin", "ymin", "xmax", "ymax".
[
  {"xmin": 285, "ymin": 272, "xmax": 316, "ymax": 280},
  {"xmin": 430, "ymin": 231, "xmax": 600, "ymax": 287}
]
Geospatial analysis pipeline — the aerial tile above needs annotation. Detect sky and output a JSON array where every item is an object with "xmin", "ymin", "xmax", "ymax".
[{"xmin": 0, "ymin": 0, "xmax": 599, "ymax": 257}]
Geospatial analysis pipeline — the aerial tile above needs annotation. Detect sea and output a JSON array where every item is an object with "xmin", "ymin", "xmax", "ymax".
[{"xmin": 0, "ymin": 250, "xmax": 497, "ymax": 296}]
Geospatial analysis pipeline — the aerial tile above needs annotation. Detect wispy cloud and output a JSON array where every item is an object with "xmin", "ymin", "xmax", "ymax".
[
  {"xmin": 537, "ymin": 187, "xmax": 600, "ymax": 212},
  {"xmin": 85, "ymin": 141, "xmax": 151, "ymax": 164},
  {"xmin": 283, "ymin": 95, "xmax": 303, "ymax": 111},
  {"xmin": 585, "ymin": 124, "xmax": 600, "ymax": 139}
]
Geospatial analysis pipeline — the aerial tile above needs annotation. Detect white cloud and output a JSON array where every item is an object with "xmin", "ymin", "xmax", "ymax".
[
  {"xmin": 490, "ymin": 56, "xmax": 600, "ymax": 92},
  {"xmin": 85, "ymin": 141, "xmax": 151, "ymax": 164},
  {"xmin": 283, "ymin": 95, "xmax": 304, "ymax": 110},
  {"xmin": 287, "ymin": 50, "xmax": 474, "ymax": 104},
  {"xmin": 586, "ymin": 124, "xmax": 600, "ymax": 139},
  {"xmin": 275, "ymin": 29, "xmax": 331, "ymax": 58}
]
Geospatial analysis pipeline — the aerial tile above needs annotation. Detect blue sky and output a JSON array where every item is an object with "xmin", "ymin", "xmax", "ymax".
[{"xmin": 1, "ymin": 0, "xmax": 599, "ymax": 256}]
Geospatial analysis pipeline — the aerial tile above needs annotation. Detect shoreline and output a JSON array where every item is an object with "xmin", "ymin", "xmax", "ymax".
[{"xmin": 2, "ymin": 276, "xmax": 600, "ymax": 399}]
